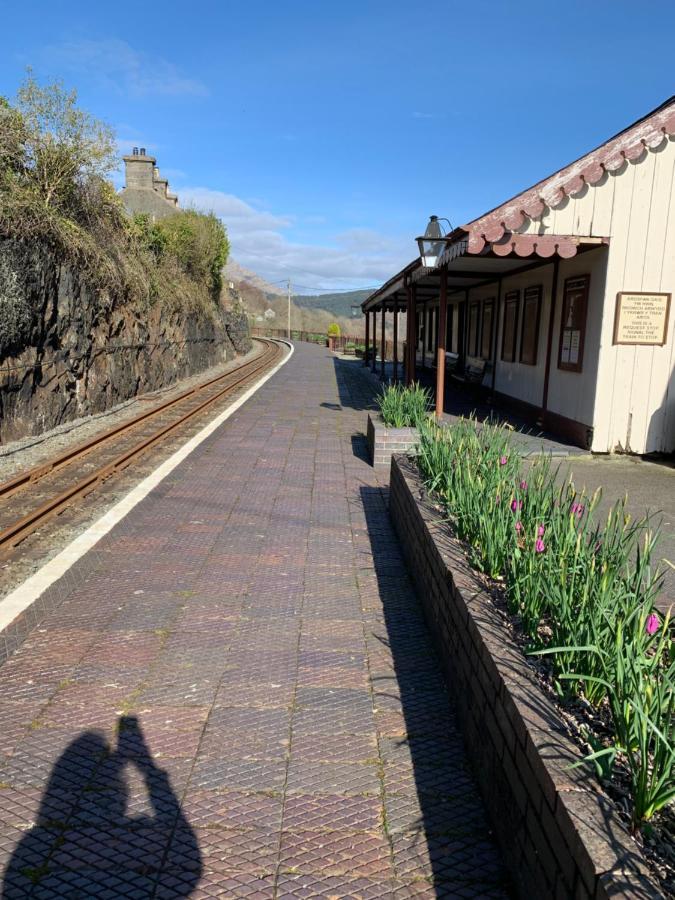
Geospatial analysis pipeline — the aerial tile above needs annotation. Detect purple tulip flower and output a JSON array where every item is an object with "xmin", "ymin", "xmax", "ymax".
[{"xmin": 646, "ymin": 613, "xmax": 660, "ymax": 636}]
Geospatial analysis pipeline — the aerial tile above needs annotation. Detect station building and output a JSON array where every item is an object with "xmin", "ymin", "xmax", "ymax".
[{"xmin": 362, "ymin": 97, "xmax": 675, "ymax": 454}]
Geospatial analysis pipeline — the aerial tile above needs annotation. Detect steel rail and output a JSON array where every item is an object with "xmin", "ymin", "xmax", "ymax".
[
  {"xmin": 0, "ymin": 339, "xmax": 273, "ymax": 502},
  {"xmin": 0, "ymin": 339, "xmax": 282, "ymax": 553}
]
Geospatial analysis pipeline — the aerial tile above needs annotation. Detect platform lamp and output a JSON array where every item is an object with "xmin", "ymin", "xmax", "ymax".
[{"xmin": 415, "ymin": 215, "xmax": 453, "ymax": 267}]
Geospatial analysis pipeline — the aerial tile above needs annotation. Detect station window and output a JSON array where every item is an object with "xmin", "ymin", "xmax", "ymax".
[
  {"xmin": 427, "ymin": 307, "xmax": 437, "ymax": 352},
  {"xmin": 558, "ymin": 276, "xmax": 589, "ymax": 372},
  {"xmin": 468, "ymin": 301, "xmax": 480, "ymax": 357},
  {"xmin": 480, "ymin": 299, "xmax": 495, "ymax": 360},
  {"xmin": 501, "ymin": 290, "xmax": 520, "ymax": 362},
  {"xmin": 520, "ymin": 285, "xmax": 542, "ymax": 366}
]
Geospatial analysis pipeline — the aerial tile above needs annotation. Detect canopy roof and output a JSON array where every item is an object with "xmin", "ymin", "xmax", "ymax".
[
  {"xmin": 362, "ymin": 236, "xmax": 607, "ymax": 311},
  {"xmin": 363, "ymin": 95, "xmax": 675, "ymax": 313}
]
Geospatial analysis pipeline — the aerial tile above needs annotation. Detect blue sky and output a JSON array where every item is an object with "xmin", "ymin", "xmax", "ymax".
[{"xmin": 2, "ymin": 1, "xmax": 673, "ymax": 291}]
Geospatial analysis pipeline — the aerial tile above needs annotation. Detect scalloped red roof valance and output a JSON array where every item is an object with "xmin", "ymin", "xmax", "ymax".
[{"xmin": 463, "ymin": 98, "xmax": 675, "ymax": 254}]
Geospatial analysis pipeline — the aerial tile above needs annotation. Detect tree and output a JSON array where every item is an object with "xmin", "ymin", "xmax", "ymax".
[
  {"xmin": 0, "ymin": 97, "xmax": 27, "ymax": 178},
  {"xmin": 327, "ymin": 322, "xmax": 341, "ymax": 337},
  {"xmin": 155, "ymin": 209, "xmax": 230, "ymax": 299},
  {"xmin": 14, "ymin": 69, "xmax": 116, "ymax": 210}
]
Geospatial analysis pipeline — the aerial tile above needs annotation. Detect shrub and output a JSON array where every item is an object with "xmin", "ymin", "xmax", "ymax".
[
  {"xmin": 153, "ymin": 209, "xmax": 229, "ymax": 300},
  {"xmin": 416, "ymin": 417, "xmax": 670, "ymax": 827},
  {"xmin": 378, "ymin": 383, "xmax": 431, "ymax": 428},
  {"xmin": 327, "ymin": 322, "xmax": 341, "ymax": 337},
  {"xmin": 12, "ymin": 69, "xmax": 116, "ymax": 214},
  {"xmin": 0, "ymin": 73, "xmax": 231, "ymax": 333}
]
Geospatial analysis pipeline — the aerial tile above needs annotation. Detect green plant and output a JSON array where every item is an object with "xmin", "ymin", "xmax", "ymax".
[
  {"xmin": 545, "ymin": 606, "xmax": 674, "ymax": 829},
  {"xmin": 378, "ymin": 383, "xmax": 431, "ymax": 428},
  {"xmin": 0, "ymin": 73, "xmax": 230, "ymax": 333},
  {"xmin": 415, "ymin": 415, "xmax": 670, "ymax": 827},
  {"xmin": 153, "ymin": 208, "xmax": 229, "ymax": 299},
  {"xmin": 12, "ymin": 68, "xmax": 116, "ymax": 212},
  {"xmin": 327, "ymin": 322, "xmax": 341, "ymax": 337}
]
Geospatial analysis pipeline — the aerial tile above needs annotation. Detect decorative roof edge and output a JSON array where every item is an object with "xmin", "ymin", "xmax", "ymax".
[{"xmin": 464, "ymin": 97, "xmax": 675, "ymax": 254}]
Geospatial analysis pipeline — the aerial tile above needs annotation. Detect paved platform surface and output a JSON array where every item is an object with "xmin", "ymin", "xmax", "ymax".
[{"xmin": 0, "ymin": 343, "xmax": 508, "ymax": 898}]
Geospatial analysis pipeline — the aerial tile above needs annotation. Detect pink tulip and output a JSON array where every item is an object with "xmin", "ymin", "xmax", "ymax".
[
  {"xmin": 500, "ymin": 456, "xmax": 508, "ymax": 466},
  {"xmin": 646, "ymin": 613, "xmax": 660, "ymax": 636},
  {"xmin": 535, "ymin": 538, "xmax": 545, "ymax": 553},
  {"xmin": 511, "ymin": 499, "xmax": 522, "ymax": 512},
  {"xmin": 515, "ymin": 521, "xmax": 522, "ymax": 533},
  {"xmin": 520, "ymin": 480, "xmax": 528, "ymax": 490},
  {"xmin": 571, "ymin": 502, "xmax": 585, "ymax": 517},
  {"xmin": 537, "ymin": 525, "xmax": 545, "ymax": 537}
]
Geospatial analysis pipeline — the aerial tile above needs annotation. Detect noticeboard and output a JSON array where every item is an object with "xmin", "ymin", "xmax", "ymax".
[{"xmin": 613, "ymin": 292, "xmax": 671, "ymax": 346}]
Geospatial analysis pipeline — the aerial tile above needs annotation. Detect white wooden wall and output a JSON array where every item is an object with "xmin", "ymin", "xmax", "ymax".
[{"xmin": 521, "ymin": 138, "xmax": 675, "ymax": 453}]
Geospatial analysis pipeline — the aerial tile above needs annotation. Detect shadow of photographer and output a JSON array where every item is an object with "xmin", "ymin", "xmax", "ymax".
[{"xmin": 2, "ymin": 715, "xmax": 202, "ymax": 898}]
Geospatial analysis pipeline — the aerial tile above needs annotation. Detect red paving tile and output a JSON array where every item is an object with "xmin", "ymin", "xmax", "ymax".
[{"xmin": 0, "ymin": 343, "xmax": 509, "ymax": 897}]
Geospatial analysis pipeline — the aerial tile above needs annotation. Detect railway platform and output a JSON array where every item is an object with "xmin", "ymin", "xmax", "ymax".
[{"xmin": 0, "ymin": 342, "xmax": 508, "ymax": 898}]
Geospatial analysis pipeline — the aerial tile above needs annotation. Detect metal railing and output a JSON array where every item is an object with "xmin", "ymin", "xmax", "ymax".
[{"xmin": 250, "ymin": 327, "xmax": 405, "ymax": 363}]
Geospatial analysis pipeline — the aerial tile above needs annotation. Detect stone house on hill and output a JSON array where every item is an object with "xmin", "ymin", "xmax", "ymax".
[{"xmin": 119, "ymin": 147, "xmax": 179, "ymax": 220}]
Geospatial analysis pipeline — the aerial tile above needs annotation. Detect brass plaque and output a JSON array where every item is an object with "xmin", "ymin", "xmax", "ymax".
[{"xmin": 613, "ymin": 292, "xmax": 671, "ymax": 346}]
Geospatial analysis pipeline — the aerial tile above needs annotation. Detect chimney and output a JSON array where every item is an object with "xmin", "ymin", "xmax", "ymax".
[
  {"xmin": 152, "ymin": 167, "xmax": 169, "ymax": 199},
  {"xmin": 122, "ymin": 147, "xmax": 157, "ymax": 191}
]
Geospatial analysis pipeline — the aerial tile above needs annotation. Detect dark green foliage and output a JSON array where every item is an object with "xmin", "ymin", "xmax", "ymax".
[
  {"xmin": 0, "ymin": 73, "xmax": 231, "ymax": 349},
  {"xmin": 290, "ymin": 289, "xmax": 371, "ymax": 319}
]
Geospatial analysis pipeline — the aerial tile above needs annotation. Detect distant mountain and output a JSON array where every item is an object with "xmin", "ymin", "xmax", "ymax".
[
  {"xmin": 223, "ymin": 260, "xmax": 286, "ymax": 296},
  {"xmin": 291, "ymin": 289, "xmax": 371, "ymax": 321},
  {"xmin": 224, "ymin": 260, "xmax": 371, "ymax": 332}
]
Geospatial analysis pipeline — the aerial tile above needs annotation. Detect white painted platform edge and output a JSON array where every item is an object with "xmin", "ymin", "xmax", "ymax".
[{"xmin": 0, "ymin": 340, "xmax": 294, "ymax": 635}]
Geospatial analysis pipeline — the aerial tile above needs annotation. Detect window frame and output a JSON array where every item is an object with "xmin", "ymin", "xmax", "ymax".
[
  {"xmin": 446, "ymin": 303, "xmax": 454, "ymax": 352},
  {"xmin": 557, "ymin": 275, "xmax": 590, "ymax": 373},
  {"xmin": 519, "ymin": 284, "xmax": 543, "ymax": 366},
  {"xmin": 501, "ymin": 290, "xmax": 520, "ymax": 363},
  {"xmin": 468, "ymin": 300, "xmax": 481, "ymax": 357},
  {"xmin": 480, "ymin": 298, "xmax": 495, "ymax": 360}
]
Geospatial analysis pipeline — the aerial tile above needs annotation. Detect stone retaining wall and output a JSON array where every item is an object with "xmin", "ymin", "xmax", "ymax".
[{"xmin": 389, "ymin": 455, "xmax": 661, "ymax": 900}]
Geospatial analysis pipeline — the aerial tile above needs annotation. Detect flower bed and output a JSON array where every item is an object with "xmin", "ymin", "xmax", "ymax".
[
  {"xmin": 367, "ymin": 383, "xmax": 431, "ymax": 466},
  {"xmin": 415, "ymin": 418, "xmax": 672, "ymax": 835},
  {"xmin": 390, "ymin": 453, "xmax": 665, "ymax": 898}
]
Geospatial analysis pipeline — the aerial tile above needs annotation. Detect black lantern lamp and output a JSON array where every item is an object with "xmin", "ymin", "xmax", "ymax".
[{"xmin": 416, "ymin": 215, "xmax": 453, "ymax": 267}]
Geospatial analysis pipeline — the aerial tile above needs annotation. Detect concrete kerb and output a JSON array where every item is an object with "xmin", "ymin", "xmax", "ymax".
[
  {"xmin": 0, "ymin": 340, "xmax": 294, "ymax": 656},
  {"xmin": 388, "ymin": 454, "xmax": 663, "ymax": 900}
]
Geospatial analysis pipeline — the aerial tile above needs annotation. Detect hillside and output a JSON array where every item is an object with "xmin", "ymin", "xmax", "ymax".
[
  {"xmin": 291, "ymin": 289, "xmax": 370, "ymax": 321},
  {"xmin": 224, "ymin": 260, "xmax": 285, "ymax": 296},
  {"xmin": 223, "ymin": 261, "xmax": 371, "ymax": 334}
]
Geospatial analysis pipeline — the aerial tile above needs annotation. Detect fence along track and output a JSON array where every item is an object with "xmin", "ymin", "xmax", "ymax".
[{"xmin": 0, "ymin": 338, "xmax": 282, "ymax": 553}]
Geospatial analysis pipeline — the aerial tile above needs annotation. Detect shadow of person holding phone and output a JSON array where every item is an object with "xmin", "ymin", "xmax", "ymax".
[{"xmin": 2, "ymin": 715, "xmax": 202, "ymax": 898}]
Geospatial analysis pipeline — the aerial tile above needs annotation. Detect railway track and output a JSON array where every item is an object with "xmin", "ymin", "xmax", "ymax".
[{"xmin": 0, "ymin": 338, "xmax": 283, "ymax": 556}]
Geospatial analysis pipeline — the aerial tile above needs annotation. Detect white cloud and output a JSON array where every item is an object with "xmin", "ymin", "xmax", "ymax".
[
  {"xmin": 43, "ymin": 39, "xmax": 208, "ymax": 98},
  {"xmin": 180, "ymin": 187, "xmax": 292, "ymax": 233},
  {"xmin": 179, "ymin": 187, "xmax": 411, "ymax": 290}
]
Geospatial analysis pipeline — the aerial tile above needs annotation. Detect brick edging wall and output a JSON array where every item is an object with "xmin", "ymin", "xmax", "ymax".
[
  {"xmin": 366, "ymin": 414, "xmax": 419, "ymax": 467},
  {"xmin": 389, "ymin": 455, "xmax": 662, "ymax": 900}
]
